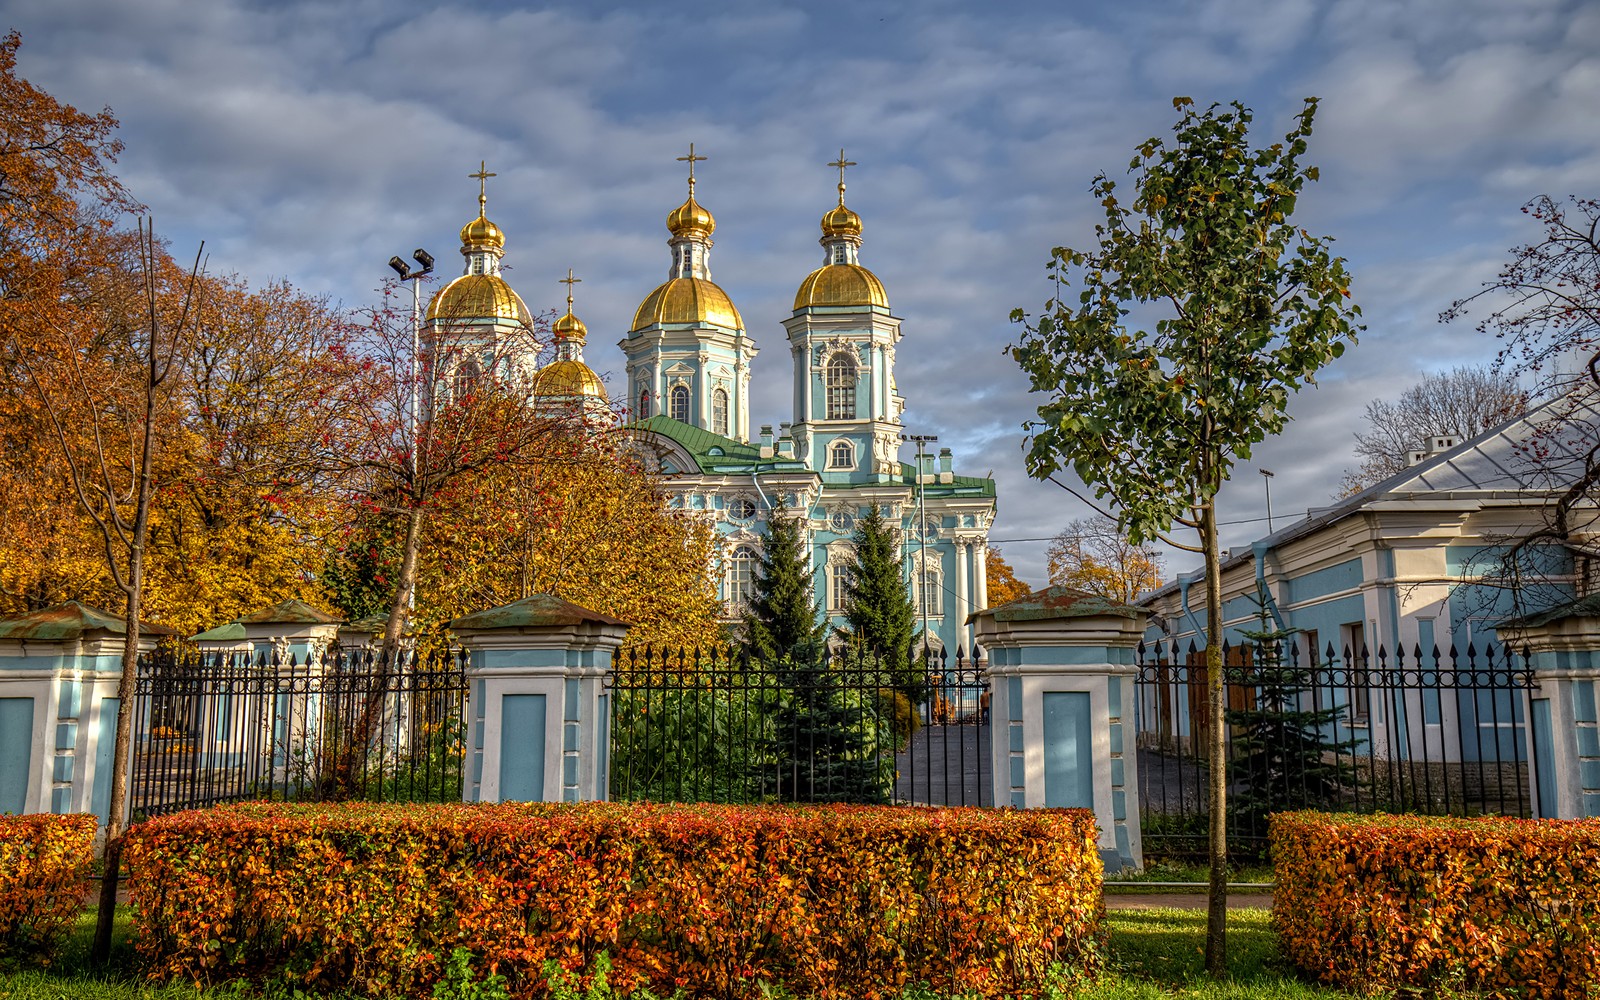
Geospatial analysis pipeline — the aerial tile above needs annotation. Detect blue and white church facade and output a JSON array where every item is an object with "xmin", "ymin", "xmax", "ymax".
[{"xmin": 620, "ymin": 162, "xmax": 998, "ymax": 654}]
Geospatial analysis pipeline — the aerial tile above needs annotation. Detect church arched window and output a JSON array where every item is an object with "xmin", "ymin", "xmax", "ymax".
[
  {"xmin": 455, "ymin": 357, "xmax": 483, "ymax": 399},
  {"xmin": 728, "ymin": 545, "xmax": 758, "ymax": 610},
  {"xmin": 638, "ymin": 388, "xmax": 652, "ymax": 419},
  {"xmin": 711, "ymin": 388, "xmax": 729, "ymax": 436},
  {"xmin": 829, "ymin": 559, "xmax": 855, "ymax": 611},
  {"xmin": 829, "ymin": 440, "xmax": 854, "ymax": 469},
  {"xmin": 670, "ymin": 384, "xmax": 691, "ymax": 423},
  {"xmin": 919, "ymin": 568, "xmax": 944, "ymax": 617},
  {"xmin": 826, "ymin": 353, "xmax": 857, "ymax": 420}
]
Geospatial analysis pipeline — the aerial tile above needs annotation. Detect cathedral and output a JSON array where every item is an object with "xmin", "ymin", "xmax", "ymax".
[{"xmin": 421, "ymin": 152, "xmax": 997, "ymax": 654}]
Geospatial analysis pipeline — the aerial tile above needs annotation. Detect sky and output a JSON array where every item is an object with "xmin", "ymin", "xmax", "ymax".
[{"xmin": 8, "ymin": 0, "xmax": 1598, "ymax": 586}]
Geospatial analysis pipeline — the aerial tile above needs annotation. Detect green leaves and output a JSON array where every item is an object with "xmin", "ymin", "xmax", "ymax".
[{"xmin": 1009, "ymin": 96, "xmax": 1362, "ymax": 545}]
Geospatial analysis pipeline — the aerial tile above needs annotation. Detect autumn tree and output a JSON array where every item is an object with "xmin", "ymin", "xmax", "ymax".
[
  {"xmin": 984, "ymin": 546, "xmax": 1033, "ymax": 607},
  {"xmin": 1442, "ymin": 195, "xmax": 1600, "ymax": 608},
  {"xmin": 1008, "ymin": 98, "xmax": 1361, "ymax": 972},
  {"xmin": 1338, "ymin": 364, "xmax": 1529, "ymax": 496},
  {"xmin": 1046, "ymin": 516, "xmax": 1164, "ymax": 603}
]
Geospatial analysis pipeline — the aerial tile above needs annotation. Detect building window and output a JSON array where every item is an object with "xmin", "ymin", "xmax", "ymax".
[
  {"xmin": 830, "ymin": 560, "xmax": 855, "ymax": 611},
  {"xmin": 1345, "ymin": 621, "xmax": 1370, "ymax": 723},
  {"xmin": 711, "ymin": 388, "xmax": 729, "ymax": 436},
  {"xmin": 728, "ymin": 496, "xmax": 756, "ymax": 521},
  {"xmin": 728, "ymin": 545, "xmax": 758, "ymax": 610},
  {"xmin": 832, "ymin": 246, "xmax": 847, "ymax": 264},
  {"xmin": 829, "ymin": 440, "xmax": 854, "ymax": 469},
  {"xmin": 637, "ymin": 388, "xmax": 651, "ymax": 418},
  {"xmin": 455, "ymin": 357, "xmax": 483, "ymax": 399},
  {"xmin": 826, "ymin": 353, "xmax": 857, "ymax": 420},
  {"xmin": 471, "ymin": 255, "xmax": 484, "ymax": 275},
  {"xmin": 830, "ymin": 509, "xmax": 855, "ymax": 533},
  {"xmin": 919, "ymin": 568, "xmax": 943, "ymax": 617},
  {"xmin": 670, "ymin": 384, "xmax": 691, "ymax": 423}
]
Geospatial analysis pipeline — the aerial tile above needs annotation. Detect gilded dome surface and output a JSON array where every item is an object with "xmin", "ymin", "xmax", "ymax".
[
  {"xmin": 631, "ymin": 277, "xmax": 743, "ymax": 332},
  {"xmin": 553, "ymin": 310, "xmax": 588, "ymax": 343},
  {"xmin": 460, "ymin": 214, "xmax": 504, "ymax": 251},
  {"xmin": 666, "ymin": 193, "xmax": 715, "ymax": 237},
  {"xmin": 793, "ymin": 263, "xmax": 889, "ymax": 311},
  {"xmin": 426, "ymin": 274, "xmax": 534, "ymax": 326},
  {"xmin": 533, "ymin": 359, "xmax": 608, "ymax": 400},
  {"xmin": 820, "ymin": 202, "xmax": 862, "ymax": 238}
]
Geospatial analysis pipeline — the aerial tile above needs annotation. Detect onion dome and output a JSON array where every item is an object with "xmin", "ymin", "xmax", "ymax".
[
  {"xmin": 459, "ymin": 213, "xmax": 504, "ymax": 252},
  {"xmin": 820, "ymin": 197, "xmax": 862, "ymax": 239},
  {"xmin": 632, "ymin": 277, "xmax": 743, "ymax": 332},
  {"xmin": 793, "ymin": 263, "xmax": 889, "ymax": 310},
  {"xmin": 533, "ymin": 359, "xmax": 608, "ymax": 400},
  {"xmin": 426, "ymin": 275, "xmax": 533, "ymax": 326},
  {"xmin": 552, "ymin": 309, "xmax": 588, "ymax": 344},
  {"xmin": 666, "ymin": 191, "xmax": 716, "ymax": 238}
]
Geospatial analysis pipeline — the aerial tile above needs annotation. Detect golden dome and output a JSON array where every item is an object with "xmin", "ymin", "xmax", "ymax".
[
  {"xmin": 793, "ymin": 263, "xmax": 889, "ymax": 311},
  {"xmin": 553, "ymin": 310, "xmax": 588, "ymax": 344},
  {"xmin": 631, "ymin": 277, "xmax": 743, "ymax": 332},
  {"xmin": 533, "ymin": 359, "xmax": 608, "ymax": 400},
  {"xmin": 426, "ymin": 274, "xmax": 533, "ymax": 326},
  {"xmin": 821, "ymin": 202, "xmax": 862, "ymax": 238},
  {"xmin": 666, "ymin": 191, "xmax": 715, "ymax": 238},
  {"xmin": 460, "ymin": 214, "xmax": 504, "ymax": 251}
]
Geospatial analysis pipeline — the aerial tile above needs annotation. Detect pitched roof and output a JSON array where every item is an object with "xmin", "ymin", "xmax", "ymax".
[
  {"xmin": 0, "ymin": 601, "xmax": 177, "ymax": 641},
  {"xmin": 1143, "ymin": 388, "xmax": 1600, "ymax": 602}
]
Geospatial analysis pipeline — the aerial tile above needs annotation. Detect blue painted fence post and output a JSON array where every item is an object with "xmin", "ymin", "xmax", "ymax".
[
  {"xmin": 0, "ymin": 602, "xmax": 169, "ymax": 822},
  {"xmin": 449, "ymin": 595, "xmax": 629, "ymax": 804},
  {"xmin": 970, "ymin": 585, "xmax": 1147, "ymax": 870},
  {"xmin": 1498, "ymin": 601, "xmax": 1600, "ymax": 819}
]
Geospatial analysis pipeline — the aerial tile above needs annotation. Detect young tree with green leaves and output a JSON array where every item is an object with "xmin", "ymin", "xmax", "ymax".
[
  {"xmin": 742, "ymin": 498, "xmax": 826, "ymax": 661},
  {"xmin": 1008, "ymin": 97, "xmax": 1361, "ymax": 974}
]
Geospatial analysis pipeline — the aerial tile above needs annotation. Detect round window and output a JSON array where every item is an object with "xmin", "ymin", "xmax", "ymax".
[
  {"xmin": 831, "ymin": 510, "xmax": 855, "ymax": 533},
  {"xmin": 728, "ymin": 497, "xmax": 757, "ymax": 520}
]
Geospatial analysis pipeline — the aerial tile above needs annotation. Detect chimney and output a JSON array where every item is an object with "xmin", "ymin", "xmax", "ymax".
[
  {"xmin": 759, "ymin": 425, "xmax": 773, "ymax": 459},
  {"xmin": 777, "ymin": 422, "xmax": 792, "ymax": 459},
  {"xmin": 938, "ymin": 447, "xmax": 953, "ymax": 484}
]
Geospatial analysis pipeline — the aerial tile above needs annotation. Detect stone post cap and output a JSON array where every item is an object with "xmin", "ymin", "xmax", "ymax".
[
  {"xmin": 969, "ymin": 585, "xmax": 1148, "ymax": 648},
  {"xmin": 449, "ymin": 595, "xmax": 630, "ymax": 650},
  {"xmin": 1495, "ymin": 594, "xmax": 1600, "ymax": 659},
  {"xmin": 0, "ymin": 600, "xmax": 174, "ymax": 651}
]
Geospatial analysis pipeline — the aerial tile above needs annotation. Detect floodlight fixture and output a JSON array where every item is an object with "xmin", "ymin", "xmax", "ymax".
[
  {"xmin": 388, "ymin": 255, "xmax": 411, "ymax": 280},
  {"xmin": 412, "ymin": 248, "xmax": 435, "ymax": 272}
]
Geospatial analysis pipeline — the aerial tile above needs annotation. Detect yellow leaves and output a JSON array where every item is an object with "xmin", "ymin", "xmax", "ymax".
[{"xmin": 0, "ymin": 814, "xmax": 96, "ymax": 960}]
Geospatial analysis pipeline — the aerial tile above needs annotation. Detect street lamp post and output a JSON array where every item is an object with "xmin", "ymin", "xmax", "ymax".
[
  {"xmin": 387, "ymin": 248, "xmax": 435, "ymax": 481},
  {"xmin": 902, "ymin": 432, "xmax": 939, "ymax": 652},
  {"xmin": 387, "ymin": 248, "xmax": 433, "ymax": 612},
  {"xmin": 1259, "ymin": 468, "xmax": 1275, "ymax": 533}
]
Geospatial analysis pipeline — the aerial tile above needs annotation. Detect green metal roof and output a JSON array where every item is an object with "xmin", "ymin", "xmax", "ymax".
[
  {"xmin": 968, "ymin": 585, "xmax": 1143, "ymax": 624},
  {"xmin": 0, "ymin": 601, "xmax": 176, "ymax": 641},
  {"xmin": 235, "ymin": 598, "xmax": 341, "ymax": 625},
  {"xmin": 449, "ymin": 594, "xmax": 628, "ymax": 631},
  {"xmin": 190, "ymin": 622, "xmax": 248, "ymax": 643}
]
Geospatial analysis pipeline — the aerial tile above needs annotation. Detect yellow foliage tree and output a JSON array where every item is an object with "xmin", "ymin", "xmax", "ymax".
[
  {"xmin": 1046, "ymin": 516, "xmax": 1164, "ymax": 604},
  {"xmin": 983, "ymin": 546, "xmax": 1034, "ymax": 607}
]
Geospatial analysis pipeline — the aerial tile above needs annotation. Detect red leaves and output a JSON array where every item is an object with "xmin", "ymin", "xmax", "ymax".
[
  {"xmin": 0, "ymin": 813, "xmax": 96, "ymax": 961},
  {"xmin": 1272, "ymin": 812, "xmax": 1600, "ymax": 997},
  {"xmin": 124, "ymin": 802, "xmax": 1104, "ymax": 999}
]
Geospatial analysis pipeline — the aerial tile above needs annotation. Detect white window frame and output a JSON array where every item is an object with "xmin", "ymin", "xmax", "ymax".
[
  {"xmin": 828, "ymin": 439, "xmax": 854, "ymax": 469},
  {"xmin": 670, "ymin": 384, "xmax": 691, "ymax": 423},
  {"xmin": 825, "ymin": 353, "xmax": 857, "ymax": 420},
  {"xmin": 711, "ymin": 387, "xmax": 729, "ymax": 436}
]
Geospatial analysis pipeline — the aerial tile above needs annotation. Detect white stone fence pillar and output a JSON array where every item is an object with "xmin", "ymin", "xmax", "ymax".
[
  {"xmin": 1498, "ymin": 600, "xmax": 1600, "ymax": 819},
  {"xmin": 449, "ymin": 595, "xmax": 628, "ymax": 804},
  {"xmin": 970, "ymin": 586, "xmax": 1146, "ymax": 870}
]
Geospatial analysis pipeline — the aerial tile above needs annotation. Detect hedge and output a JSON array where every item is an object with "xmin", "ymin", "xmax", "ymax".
[
  {"xmin": 124, "ymin": 801, "xmax": 1104, "ymax": 999},
  {"xmin": 0, "ymin": 813, "xmax": 97, "ymax": 961},
  {"xmin": 1272, "ymin": 811, "xmax": 1600, "ymax": 997}
]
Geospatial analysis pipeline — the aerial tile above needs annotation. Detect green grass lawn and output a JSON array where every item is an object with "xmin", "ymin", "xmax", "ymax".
[{"xmin": 0, "ymin": 906, "xmax": 1364, "ymax": 1000}]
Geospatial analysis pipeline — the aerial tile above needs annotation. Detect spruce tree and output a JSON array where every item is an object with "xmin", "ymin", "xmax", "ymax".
[
  {"xmin": 841, "ymin": 502, "xmax": 920, "ymax": 669},
  {"xmin": 741, "ymin": 498, "xmax": 826, "ymax": 661}
]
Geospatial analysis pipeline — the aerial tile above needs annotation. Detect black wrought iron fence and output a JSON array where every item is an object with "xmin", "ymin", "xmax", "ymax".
[
  {"xmin": 131, "ymin": 646, "xmax": 469, "ymax": 818},
  {"xmin": 1135, "ymin": 635, "xmax": 1537, "ymax": 856},
  {"xmin": 606, "ymin": 644, "xmax": 990, "ymax": 806}
]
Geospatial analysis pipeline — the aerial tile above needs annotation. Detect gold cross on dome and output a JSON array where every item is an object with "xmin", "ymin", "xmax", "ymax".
[
  {"xmin": 470, "ymin": 160, "xmax": 497, "ymax": 212},
  {"xmin": 677, "ymin": 142, "xmax": 707, "ymax": 188},
  {"xmin": 559, "ymin": 268, "xmax": 581, "ymax": 312},
  {"xmin": 832, "ymin": 148, "xmax": 857, "ymax": 203}
]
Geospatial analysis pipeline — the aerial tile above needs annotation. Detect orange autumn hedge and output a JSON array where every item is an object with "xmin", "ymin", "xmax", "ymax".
[
  {"xmin": 124, "ymin": 801, "xmax": 1104, "ymax": 999},
  {"xmin": 1272, "ymin": 811, "xmax": 1600, "ymax": 998},
  {"xmin": 0, "ymin": 813, "xmax": 97, "ymax": 960}
]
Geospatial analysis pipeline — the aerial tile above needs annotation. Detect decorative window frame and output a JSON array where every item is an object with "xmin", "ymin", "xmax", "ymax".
[{"xmin": 827, "ymin": 438, "xmax": 856, "ymax": 470}]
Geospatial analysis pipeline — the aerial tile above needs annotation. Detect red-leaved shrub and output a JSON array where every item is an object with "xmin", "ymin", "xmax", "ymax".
[{"xmin": 0, "ymin": 813, "xmax": 96, "ymax": 960}]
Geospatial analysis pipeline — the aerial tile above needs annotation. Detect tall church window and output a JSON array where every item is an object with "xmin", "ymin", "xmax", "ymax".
[
  {"xmin": 829, "ymin": 440, "xmax": 853, "ymax": 469},
  {"xmin": 826, "ymin": 353, "xmax": 857, "ymax": 420},
  {"xmin": 455, "ymin": 358, "xmax": 483, "ymax": 399},
  {"xmin": 832, "ymin": 246, "xmax": 847, "ymax": 264},
  {"xmin": 638, "ymin": 389, "xmax": 652, "ymax": 419},
  {"xmin": 830, "ymin": 560, "xmax": 855, "ymax": 611},
  {"xmin": 711, "ymin": 388, "xmax": 729, "ymax": 436},
  {"xmin": 728, "ymin": 545, "xmax": 758, "ymax": 610},
  {"xmin": 919, "ymin": 568, "xmax": 943, "ymax": 617},
  {"xmin": 670, "ymin": 384, "xmax": 691, "ymax": 423}
]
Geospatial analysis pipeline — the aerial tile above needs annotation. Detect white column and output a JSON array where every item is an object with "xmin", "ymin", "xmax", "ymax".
[{"xmin": 955, "ymin": 541, "xmax": 971, "ymax": 652}]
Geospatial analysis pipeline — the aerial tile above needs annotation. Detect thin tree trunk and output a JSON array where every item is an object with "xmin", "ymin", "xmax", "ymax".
[{"xmin": 1202, "ymin": 500, "xmax": 1228, "ymax": 975}]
